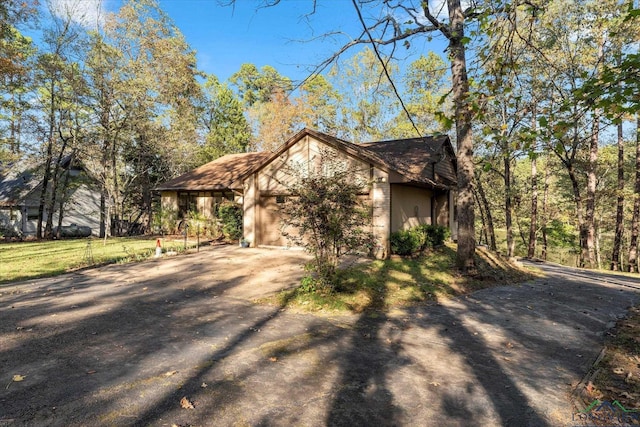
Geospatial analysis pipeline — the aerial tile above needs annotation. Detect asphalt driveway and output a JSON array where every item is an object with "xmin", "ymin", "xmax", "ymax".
[{"xmin": 1, "ymin": 246, "xmax": 640, "ymax": 426}]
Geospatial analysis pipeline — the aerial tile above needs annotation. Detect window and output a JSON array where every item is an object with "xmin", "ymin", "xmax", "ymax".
[
  {"xmin": 27, "ymin": 208, "xmax": 39, "ymax": 221},
  {"xmin": 178, "ymin": 192, "xmax": 199, "ymax": 217}
]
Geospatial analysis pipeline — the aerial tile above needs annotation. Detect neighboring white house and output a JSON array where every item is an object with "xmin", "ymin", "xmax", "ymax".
[
  {"xmin": 0, "ymin": 157, "xmax": 102, "ymax": 237},
  {"xmin": 157, "ymin": 128, "xmax": 458, "ymax": 258}
]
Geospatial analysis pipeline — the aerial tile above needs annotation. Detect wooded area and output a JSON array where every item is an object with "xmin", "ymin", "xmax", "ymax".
[{"xmin": 0, "ymin": 0, "xmax": 638, "ymax": 271}]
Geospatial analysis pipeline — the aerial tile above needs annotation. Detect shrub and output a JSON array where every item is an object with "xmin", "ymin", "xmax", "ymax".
[
  {"xmin": 218, "ymin": 201, "xmax": 243, "ymax": 241},
  {"xmin": 391, "ymin": 224, "xmax": 450, "ymax": 255},
  {"xmin": 279, "ymin": 148, "xmax": 374, "ymax": 292},
  {"xmin": 390, "ymin": 229, "xmax": 423, "ymax": 255},
  {"xmin": 417, "ymin": 224, "xmax": 450, "ymax": 248},
  {"xmin": 152, "ymin": 207, "xmax": 178, "ymax": 235}
]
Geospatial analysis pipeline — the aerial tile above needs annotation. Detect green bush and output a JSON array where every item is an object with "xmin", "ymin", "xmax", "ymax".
[
  {"xmin": 391, "ymin": 224, "xmax": 450, "ymax": 255},
  {"xmin": 390, "ymin": 229, "xmax": 423, "ymax": 255},
  {"xmin": 218, "ymin": 201, "xmax": 243, "ymax": 241},
  {"xmin": 417, "ymin": 224, "xmax": 450, "ymax": 248},
  {"xmin": 152, "ymin": 207, "xmax": 178, "ymax": 235}
]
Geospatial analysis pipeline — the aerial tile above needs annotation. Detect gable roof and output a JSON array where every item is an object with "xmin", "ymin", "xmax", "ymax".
[
  {"xmin": 359, "ymin": 135, "xmax": 457, "ymax": 187},
  {"xmin": 0, "ymin": 161, "xmax": 41, "ymax": 207},
  {"xmin": 0, "ymin": 155, "xmax": 90, "ymax": 207},
  {"xmin": 155, "ymin": 152, "xmax": 272, "ymax": 191},
  {"xmin": 156, "ymin": 129, "xmax": 457, "ymax": 193},
  {"xmin": 262, "ymin": 128, "xmax": 457, "ymax": 189}
]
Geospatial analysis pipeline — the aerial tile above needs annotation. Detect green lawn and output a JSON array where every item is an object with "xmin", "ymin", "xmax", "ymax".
[
  {"xmin": 268, "ymin": 243, "xmax": 537, "ymax": 314},
  {"xmin": 0, "ymin": 236, "xmax": 196, "ymax": 284}
]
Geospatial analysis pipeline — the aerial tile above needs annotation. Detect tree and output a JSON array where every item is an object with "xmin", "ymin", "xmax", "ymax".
[
  {"xmin": 0, "ymin": 27, "xmax": 35, "ymax": 162},
  {"xmin": 0, "ymin": 0, "xmax": 39, "ymax": 78},
  {"xmin": 229, "ymin": 63, "xmax": 292, "ymax": 108},
  {"xmin": 84, "ymin": 0, "xmax": 202, "ymax": 235},
  {"xmin": 248, "ymin": 88, "xmax": 302, "ymax": 152},
  {"xmin": 395, "ymin": 52, "xmax": 450, "ymax": 138},
  {"xmin": 198, "ymin": 74, "xmax": 251, "ymax": 162},
  {"xmin": 328, "ymin": 47, "xmax": 399, "ymax": 142},
  {"xmin": 279, "ymin": 148, "xmax": 374, "ymax": 291},
  {"xmin": 297, "ymin": 74, "xmax": 340, "ymax": 134}
]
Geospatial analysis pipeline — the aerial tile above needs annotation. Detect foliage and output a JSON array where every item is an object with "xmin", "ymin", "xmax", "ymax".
[
  {"xmin": 198, "ymin": 74, "xmax": 251, "ymax": 162},
  {"xmin": 328, "ymin": 47, "xmax": 399, "ymax": 143},
  {"xmin": 419, "ymin": 224, "xmax": 450, "ymax": 247},
  {"xmin": 279, "ymin": 148, "xmax": 374, "ymax": 292},
  {"xmin": 390, "ymin": 229, "xmax": 423, "ymax": 256},
  {"xmin": 217, "ymin": 200, "xmax": 242, "ymax": 241},
  {"xmin": 151, "ymin": 207, "xmax": 177, "ymax": 235},
  {"xmin": 229, "ymin": 63, "xmax": 292, "ymax": 108},
  {"xmin": 390, "ymin": 224, "xmax": 450, "ymax": 256},
  {"xmin": 184, "ymin": 210, "xmax": 220, "ymax": 239}
]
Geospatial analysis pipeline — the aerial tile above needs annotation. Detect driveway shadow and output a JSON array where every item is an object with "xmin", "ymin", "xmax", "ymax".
[{"xmin": 1, "ymin": 251, "xmax": 640, "ymax": 426}]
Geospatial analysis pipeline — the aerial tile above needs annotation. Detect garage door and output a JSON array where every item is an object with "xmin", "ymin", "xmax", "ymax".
[{"xmin": 258, "ymin": 196, "xmax": 291, "ymax": 247}]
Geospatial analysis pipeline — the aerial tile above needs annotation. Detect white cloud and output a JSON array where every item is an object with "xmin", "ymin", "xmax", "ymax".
[{"xmin": 50, "ymin": 0, "xmax": 108, "ymax": 29}]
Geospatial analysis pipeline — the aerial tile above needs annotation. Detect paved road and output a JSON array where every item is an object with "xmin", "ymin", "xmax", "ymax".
[{"xmin": 1, "ymin": 248, "xmax": 639, "ymax": 426}]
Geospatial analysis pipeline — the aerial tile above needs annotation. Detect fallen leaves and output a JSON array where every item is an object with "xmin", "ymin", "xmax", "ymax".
[
  {"xmin": 6, "ymin": 374, "xmax": 25, "ymax": 389},
  {"xmin": 180, "ymin": 396, "xmax": 194, "ymax": 410}
]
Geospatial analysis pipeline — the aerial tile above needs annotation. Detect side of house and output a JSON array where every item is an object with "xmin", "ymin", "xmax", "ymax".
[
  {"xmin": 241, "ymin": 129, "xmax": 456, "ymax": 258},
  {"xmin": 156, "ymin": 128, "xmax": 457, "ymax": 258},
  {"xmin": 0, "ymin": 160, "xmax": 103, "ymax": 237}
]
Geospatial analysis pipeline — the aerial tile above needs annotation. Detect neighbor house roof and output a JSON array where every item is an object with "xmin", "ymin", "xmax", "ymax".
[
  {"xmin": 0, "ymin": 161, "xmax": 42, "ymax": 207},
  {"xmin": 155, "ymin": 152, "xmax": 272, "ymax": 191},
  {"xmin": 0, "ymin": 155, "xmax": 89, "ymax": 207}
]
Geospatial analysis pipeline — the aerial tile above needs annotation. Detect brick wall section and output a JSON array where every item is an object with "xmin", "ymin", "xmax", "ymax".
[{"xmin": 371, "ymin": 168, "xmax": 391, "ymax": 259}]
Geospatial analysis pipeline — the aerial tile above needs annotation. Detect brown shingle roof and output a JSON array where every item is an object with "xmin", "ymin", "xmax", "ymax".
[
  {"xmin": 155, "ymin": 152, "xmax": 271, "ymax": 191},
  {"xmin": 290, "ymin": 129, "xmax": 457, "ymax": 189},
  {"xmin": 359, "ymin": 135, "xmax": 457, "ymax": 187}
]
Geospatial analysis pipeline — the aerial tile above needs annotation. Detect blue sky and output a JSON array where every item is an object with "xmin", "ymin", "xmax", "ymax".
[{"xmin": 45, "ymin": 0, "xmax": 450, "ymax": 84}]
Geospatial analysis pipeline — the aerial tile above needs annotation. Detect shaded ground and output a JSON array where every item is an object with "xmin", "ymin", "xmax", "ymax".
[
  {"xmin": 577, "ymin": 303, "xmax": 640, "ymax": 423},
  {"xmin": 1, "ymin": 247, "xmax": 640, "ymax": 426}
]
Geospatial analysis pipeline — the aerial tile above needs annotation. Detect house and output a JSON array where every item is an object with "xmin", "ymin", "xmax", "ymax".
[
  {"xmin": 156, "ymin": 128, "xmax": 458, "ymax": 258},
  {"xmin": 0, "ymin": 156, "xmax": 102, "ymax": 237}
]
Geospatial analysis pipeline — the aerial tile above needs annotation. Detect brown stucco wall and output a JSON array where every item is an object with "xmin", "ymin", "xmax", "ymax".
[
  {"xmin": 161, "ymin": 191, "xmax": 178, "ymax": 213},
  {"xmin": 390, "ymin": 185, "xmax": 434, "ymax": 232}
]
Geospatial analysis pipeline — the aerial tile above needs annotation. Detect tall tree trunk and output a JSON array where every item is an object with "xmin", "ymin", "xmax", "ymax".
[
  {"xmin": 567, "ymin": 164, "xmax": 586, "ymax": 267},
  {"xmin": 585, "ymin": 115, "xmax": 599, "ymax": 268},
  {"xmin": 504, "ymin": 155, "xmax": 515, "ymax": 257},
  {"xmin": 528, "ymin": 154, "xmax": 538, "ymax": 258},
  {"xmin": 475, "ymin": 172, "xmax": 497, "ymax": 251},
  {"xmin": 473, "ymin": 187, "xmax": 488, "ymax": 246},
  {"xmin": 55, "ymin": 152, "xmax": 74, "ymax": 239},
  {"xmin": 99, "ymin": 190, "xmax": 106, "ymax": 238},
  {"xmin": 611, "ymin": 121, "xmax": 625, "ymax": 271},
  {"xmin": 37, "ymin": 80, "xmax": 57, "ymax": 239},
  {"xmin": 46, "ymin": 132, "xmax": 70, "ymax": 237},
  {"xmin": 448, "ymin": 0, "xmax": 476, "ymax": 271},
  {"xmin": 596, "ymin": 217, "xmax": 602, "ymax": 270},
  {"xmin": 629, "ymin": 115, "xmax": 640, "ymax": 273},
  {"xmin": 541, "ymin": 162, "xmax": 550, "ymax": 260}
]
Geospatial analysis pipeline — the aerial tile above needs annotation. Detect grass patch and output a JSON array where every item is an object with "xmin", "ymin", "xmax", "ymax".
[
  {"xmin": 269, "ymin": 243, "xmax": 537, "ymax": 314},
  {"xmin": 586, "ymin": 305, "xmax": 640, "ymax": 411},
  {"xmin": 0, "ymin": 236, "xmax": 199, "ymax": 284}
]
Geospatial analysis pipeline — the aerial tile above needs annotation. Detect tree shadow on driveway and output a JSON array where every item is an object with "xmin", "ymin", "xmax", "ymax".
[{"xmin": 2, "ymin": 251, "xmax": 640, "ymax": 426}]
